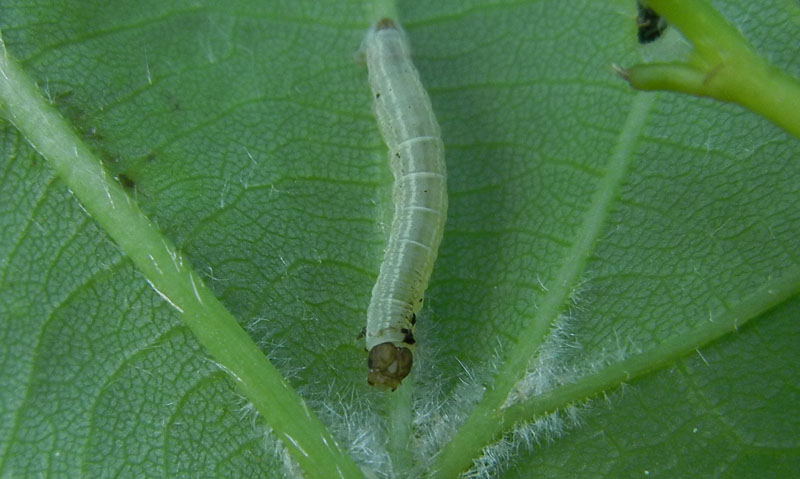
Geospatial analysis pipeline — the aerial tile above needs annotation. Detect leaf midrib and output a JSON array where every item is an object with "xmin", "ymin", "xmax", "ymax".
[{"xmin": 430, "ymin": 91, "xmax": 658, "ymax": 478}]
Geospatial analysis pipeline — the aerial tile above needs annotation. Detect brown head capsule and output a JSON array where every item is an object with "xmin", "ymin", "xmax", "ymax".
[{"xmin": 367, "ymin": 342, "xmax": 413, "ymax": 390}]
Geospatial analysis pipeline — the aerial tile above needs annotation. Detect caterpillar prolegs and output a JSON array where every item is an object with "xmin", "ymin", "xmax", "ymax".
[{"xmin": 362, "ymin": 19, "xmax": 447, "ymax": 390}]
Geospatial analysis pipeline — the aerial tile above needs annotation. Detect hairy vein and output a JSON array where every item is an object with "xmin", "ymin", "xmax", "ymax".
[{"xmin": 430, "ymin": 92, "xmax": 657, "ymax": 479}]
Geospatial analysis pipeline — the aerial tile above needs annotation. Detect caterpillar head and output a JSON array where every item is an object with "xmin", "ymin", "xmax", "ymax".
[{"xmin": 367, "ymin": 342, "xmax": 413, "ymax": 391}]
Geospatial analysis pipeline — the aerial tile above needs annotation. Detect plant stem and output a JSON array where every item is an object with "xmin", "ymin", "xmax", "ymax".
[
  {"xmin": 621, "ymin": 0, "xmax": 800, "ymax": 140},
  {"xmin": 0, "ymin": 37, "xmax": 362, "ymax": 479}
]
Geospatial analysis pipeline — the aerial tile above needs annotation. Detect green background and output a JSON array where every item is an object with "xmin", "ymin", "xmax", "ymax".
[{"xmin": 1, "ymin": 0, "xmax": 799, "ymax": 477}]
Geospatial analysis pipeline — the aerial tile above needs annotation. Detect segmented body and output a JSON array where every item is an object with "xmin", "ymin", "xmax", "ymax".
[{"xmin": 362, "ymin": 18, "xmax": 447, "ymax": 389}]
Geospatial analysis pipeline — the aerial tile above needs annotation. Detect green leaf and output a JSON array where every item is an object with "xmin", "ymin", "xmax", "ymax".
[
  {"xmin": 1, "ymin": 18, "xmax": 360, "ymax": 478},
  {"xmin": 2, "ymin": 1, "xmax": 799, "ymax": 478}
]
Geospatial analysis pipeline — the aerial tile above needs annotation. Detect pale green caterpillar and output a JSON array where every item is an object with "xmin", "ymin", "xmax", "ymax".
[{"xmin": 362, "ymin": 18, "xmax": 448, "ymax": 390}]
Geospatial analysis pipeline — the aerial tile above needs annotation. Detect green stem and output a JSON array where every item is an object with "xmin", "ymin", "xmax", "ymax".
[
  {"xmin": 649, "ymin": 0, "xmax": 750, "ymax": 62},
  {"xmin": 0, "ymin": 37, "xmax": 362, "ymax": 479},
  {"xmin": 622, "ymin": 0, "xmax": 800, "ymax": 140}
]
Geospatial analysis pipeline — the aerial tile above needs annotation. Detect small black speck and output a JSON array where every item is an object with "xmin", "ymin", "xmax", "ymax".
[
  {"xmin": 636, "ymin": 0, "xmax": 668, "ymax": 44},
  {"xmin": 117, "ymin": 173, "xmax": 135, "ymax": 189}
]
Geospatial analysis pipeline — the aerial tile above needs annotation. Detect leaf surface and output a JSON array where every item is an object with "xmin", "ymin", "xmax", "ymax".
[{"xmin": 1, "ymin": 0, "xmax": 799, "ymax": 477}]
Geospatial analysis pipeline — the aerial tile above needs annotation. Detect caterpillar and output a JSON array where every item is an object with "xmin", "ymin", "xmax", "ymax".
[{"xmin": 361, "ymin": 18, "xmax": 448, "ymax": 390}]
